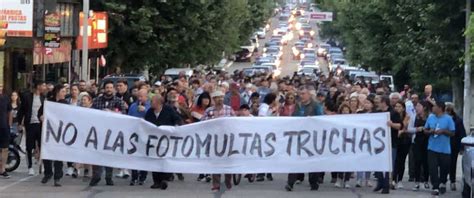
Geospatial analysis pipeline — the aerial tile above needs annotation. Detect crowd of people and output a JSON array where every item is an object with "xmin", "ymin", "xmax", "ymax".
[{"xmin": 0, "ymin": 69, "xmax": 468, "ymax": 196}]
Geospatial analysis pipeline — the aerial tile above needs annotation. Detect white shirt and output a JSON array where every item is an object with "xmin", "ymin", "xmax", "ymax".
[
  {"xmin": 30, "ymin": 94, "xmax": 41, "ymax": 124},
  {"xmin": 258, "ymin": 103, "xmax": 272, "ymax": 117}
]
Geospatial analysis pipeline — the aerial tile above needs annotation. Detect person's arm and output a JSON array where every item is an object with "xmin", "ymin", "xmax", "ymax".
[
  {"xmin": 8, "ymin": 102, "xmax": 13, "ymax": 127},
  {"xmin": 435, "ymin": 118, "xmax": 456, "ymax": 137}
]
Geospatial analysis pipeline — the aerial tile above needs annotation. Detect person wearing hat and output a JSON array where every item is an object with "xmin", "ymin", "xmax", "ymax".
[{"xmin": 202, "ymin": 90, "xmax": 236, "ymax": 192}]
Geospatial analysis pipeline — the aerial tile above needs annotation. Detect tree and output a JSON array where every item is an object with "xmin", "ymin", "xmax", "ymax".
[
  {"xmin": 91, "ymin": 0, "xmax": 278, "ymax": 74},
  {"xmin": 317, "ymin": 0, "xmax": 465, "ymax": 95}
]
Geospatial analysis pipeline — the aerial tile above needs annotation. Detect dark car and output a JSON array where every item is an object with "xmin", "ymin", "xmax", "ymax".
[{"xmin": 235, "ymin": 48, "xmax": 253, "ymax": 62}]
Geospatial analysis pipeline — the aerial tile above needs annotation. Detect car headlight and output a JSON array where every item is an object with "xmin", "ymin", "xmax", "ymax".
[
  {"xmin": 310, "ymin": 31, "xmax": 315, "ymax": 36},
  {"xmin": 263, "ymin": 48, "xmax": 267, "ymax": 52},
  {"xmin": 301, "ymin": 54, "xmax": 305, "ymax": 59},
  {"xmin": 299, "ymin": 30, "xmax": 304, "ymax": 36},
  {"xmin": 308, "ymin": 43, "xmax": 313, "ymax": 48},
  {"xmin": 296, "ymin": 23, "xmax": 302, "ymax": 30},
  {"xmin": 318, "ymin": 48, "xmax": 324, "ymax": 53}
]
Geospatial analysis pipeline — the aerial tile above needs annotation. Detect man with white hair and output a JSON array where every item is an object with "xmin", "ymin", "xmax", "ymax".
[
  {"xmin": 389, "ymin": 92, "xmax": 401, "ymax": 107},
  {"xmin": 144, "ymin": 94, "xmax": 182, "ymax": 190}
]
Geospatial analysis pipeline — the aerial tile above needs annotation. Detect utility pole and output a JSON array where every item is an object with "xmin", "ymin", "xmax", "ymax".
[
  {"xmin": 464, "ymin": 0, "xmax": 472, "ymax": 133},
  {"xmin": 81, "ymin": 0, "xmax": 89, "ymax": 81}
]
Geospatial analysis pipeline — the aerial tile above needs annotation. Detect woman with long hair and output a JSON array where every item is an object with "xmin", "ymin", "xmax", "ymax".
[
  {"xmin": 392, "ymin": 101, "xmax": 411, "ymax": 189},
  {"xmin": 279, "ymin": 93, "xmax": 296, "ymax": 116},
  {"xmin": 334, "ymin": 103, "xmax": 352, "ymax": 188},
  {"xmin": 445, "ymin": 102, "xmax": 466, "ymax": 191},
  {"xmin": 9, "ymin": 91, "xmax": 21, "ymax": 135},
  {"xmin": 412, "ymin": 101, "xmax": 430, "ymax": 191},
  {"xmin": 191, "ymin": 92, "xmax": 211, "ymax": 122}
]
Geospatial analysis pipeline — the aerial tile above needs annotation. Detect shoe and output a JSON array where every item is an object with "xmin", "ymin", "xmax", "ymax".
[
  {"xmin": 344, "ymin": 183, "xmax": 351, "ymax": 188},
  {"xmin": 197, "ymin": 175, "xmax": 205, "ymax": 181},
  {"xmin": 412, "ymin": 184, "xmax": 420, "ymax": 191},
  {"xmin": 72, "ymin": 169, "xmax": 78, "ymax": 178},
  {"xmin": 89, "ymin": 178, "xmax": 100, "ymax": 186},
  {"xmin": 335, "ymin": 180, "xmax": 342, "ymax": 188},
  {"xmin": 53, "ymin": 180, "xmax": 61, "ymax": 187},
  {"xmin": 424, "ymin": 182, "xmax": 430, "ymax": 189},
  {"xmin": 115, "ymin": 170, "xmax": 124, "ymax": 178},
  {"xmin": 41, "ymin": 176, "xmax": 51, "ymax": 184},
  {"xmin": 150, "ymin": 183, "xmax": 161, "ymax": 189},
  {"xmin": 373, "ymin": 182, "xmax": 383, "ymax": 192},
  {"xmin": 266, "ymin": 174, "xmax": 273, "ymax": 181},
  {"xmin": 122, "ymin": 170, "xmax": 130, "ymax": 179},
  {"xmin": 177, "ymin": 174, "xmax": 184, "ymax": 181},
  {"xmin": 295, "ymin": 180, "xmax": 301, "ymax": 184},
  {"xmin": 66, "ymin": 167, "xmax": 74, "ymax": 176},
  {"xmin": 160, "ymin": 181, "xmax": 168, "ymax": 190},
  {"xmin": 205, "ymin": 175, "xmax": 211, "ymax": 183},
  {"xmin": 106, "ymin": 179, "xmax": 114, "ymax": 186},
  {"xmin": 285, "ymin": 184, "xmax": 293, "ymax": 191},
  {"xmin": 211, "ymin": 186, "xmax": 220, "ymax": 192},
  {"xmin": 408, "ymin": 177, "xmax": 414, "ymax": 182},
  {"xmin": 310, "ymin": 183, "xmax": 319, "ymax": 191},
  {"xmin": 381, "ymin": 188, "xmax": 389, "ymax": 194},
  {"xmin": 451, "ymin": 182, "xmax": 457, "ymax": 191},
  {"xmin": 396, "ymin": 182, "xmax": 404, "ymax": 189},
  {"xmin": 432, "ymin": 189, "xmax": 440, "ymax": 196},
  {"xmin": 167, "ymin": 175, "xmax": 174, "ymax": 181},
  {"xmin": 390, "ymin": 181, "xmax": 396, "ymax": 190},
  {"xmin": 84, "ymin": 169, "xmax": 90, "ymax": 178},
  {"xmin": 317, "ymin": 177, "xmax": 324, "ymax": 184},
  {"xmin": 439, "ymin": 183, "xmax": 446, "ymax": 194},
  {"xmin": 330, "ymin": 177, "xmax": 337, "ymax": 183},
  {"xmin": 366, "ymin": 180, "xmax": 374, "ymax": 187},
  {"xmin": 138, "ymin": 180, "xmax": 144, "ymax": 185},
  {"xmin": 130, "ymin": 180, "xmax": 137, "ymax": 186},
  {"xmin": 28, "ymin": 168, "xmax": 35, "ymax": 176},
  {"xmin": 0, "ymin": 172, "xmax": 10, "ymax": 179},
  {"xmin": 256, "ymin": 175, "xmax": 264, "ymax": 182},
  {"xmin": 355, "ymin": 180, "xmax": 362, "ymax": 188}
]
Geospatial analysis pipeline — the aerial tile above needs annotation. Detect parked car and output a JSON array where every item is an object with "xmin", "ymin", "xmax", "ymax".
[
  {"xmin": 462, "ymin": 134, "xmax": 474, "ymax": 198},
  {"xmin": 234, "ymin": 48, "xmax": 253, "ymax": 62},
  {"xmin": 256, "ymin": 28, "xmax": 266, "ymax": 39},
  {"xmin": 317, "ymin": 43, "xmax": 331, "ymax": 57},
  {"xmin": 164, "ymin": 68, "xmax": 194, "ymax": 80}
]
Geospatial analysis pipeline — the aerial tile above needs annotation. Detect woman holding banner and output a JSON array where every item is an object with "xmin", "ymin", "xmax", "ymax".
[{"xmin": 38, "ymin": 84, "xmax": 68, "ymax": 187}]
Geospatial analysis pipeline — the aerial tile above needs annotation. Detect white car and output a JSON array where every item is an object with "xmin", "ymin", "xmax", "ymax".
[{"xmin": 256, "ymin": 28, "xmax": 266, "ymax": 39}]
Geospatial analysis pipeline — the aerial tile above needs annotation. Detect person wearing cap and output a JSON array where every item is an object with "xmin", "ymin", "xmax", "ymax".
[
  {"xmin": 224, "ymin": 82, "xmax": 247, "ymax": 111},
  {"xmin": 202, "ymin": 90, "xmax": 236, "ymax": 192}
]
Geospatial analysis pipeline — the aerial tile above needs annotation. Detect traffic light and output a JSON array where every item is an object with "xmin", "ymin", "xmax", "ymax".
[{"xmin": 0, "ymin": 20, "xmax": 8, "ymax": 48}]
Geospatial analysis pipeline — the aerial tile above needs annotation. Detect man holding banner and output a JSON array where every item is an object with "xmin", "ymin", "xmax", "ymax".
[
  {"xmin": 285, "ymin": 85, "xmax": 324, "ymax": 192},
  {"xmin": 144, "ymin": 94, "xmax": 182, "ymax": 190},
  {"xmin": 89, "ymin": 81, "xmax": 128, "ymax": 187},
  {"xmin": 202, "ymin": 90, "xmax": 236, "ymax": 192}
]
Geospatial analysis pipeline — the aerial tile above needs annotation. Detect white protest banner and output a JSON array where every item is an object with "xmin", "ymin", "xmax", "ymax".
[{"xmin": 41, "ymin": 101, "xmax": 392, "ymax": 174}]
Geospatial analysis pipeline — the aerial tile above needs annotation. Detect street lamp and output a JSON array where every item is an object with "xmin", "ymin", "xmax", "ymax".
[{"xmin": 82, "ymin": 0, "xmax": 89, "ymax": 81}]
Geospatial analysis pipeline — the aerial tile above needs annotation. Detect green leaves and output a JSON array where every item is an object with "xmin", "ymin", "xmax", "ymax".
[
  {"xmin": 91, "ymin": 0, "xmax": 278, "ymax": 74},
  {"xmin": 318, "ymin": 0, "xmax": 465, "ymax": 91}
]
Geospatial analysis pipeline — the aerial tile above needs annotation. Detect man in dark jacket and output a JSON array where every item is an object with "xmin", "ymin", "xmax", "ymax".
[
  {"xmin": 17, "ymin": 81, "xmax": 47, "ymax": 176},
  {"xmin": 144, "ymin": 94, "xmax": 182, "ymax": 190}
]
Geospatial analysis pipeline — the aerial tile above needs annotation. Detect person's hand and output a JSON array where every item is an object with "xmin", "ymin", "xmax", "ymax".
[
  {"xmin": 434, "ymin": 130, "xmax": 444, "ymax": 135},
  {"xmin": 387, "ymin": 120, "xmax": 393, "ymax": 127},
  {"xmin": 398, "ymin": 130, "xmax": 405, "ymax": 137},
  {"xmin": 138, "ymin": 105, "xmax": 145, "ymax": 112}
]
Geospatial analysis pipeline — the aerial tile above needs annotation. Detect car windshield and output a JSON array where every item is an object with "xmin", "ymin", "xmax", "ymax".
[{"xmin": 266, "ymin": 48, "xmax": 279, "ymax": 53}]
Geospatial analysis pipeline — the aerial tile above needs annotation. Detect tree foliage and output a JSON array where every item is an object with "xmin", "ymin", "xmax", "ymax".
[
  {"xmin": 91, "ymin": 0, "xmax": 278, "ymax": 73},
  {"xmin": 317, "ymin": 0, "xmax": 466, "ymax": 91}
]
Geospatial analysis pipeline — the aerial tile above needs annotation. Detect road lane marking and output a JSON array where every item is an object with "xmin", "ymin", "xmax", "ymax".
[{"xmin": 0, "ymin": 175, "xmax": 36, "ymax": 192}]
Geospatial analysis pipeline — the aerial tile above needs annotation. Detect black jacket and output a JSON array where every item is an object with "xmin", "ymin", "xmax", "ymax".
[
  {"xmin": 144, "ymin": 105, "xmax": 183, "ymax": 127},
  {"xmin": 17, "ymin": 92, "xmax": 45, "ymax": 125},
  {"xmin": 38, "ymin": 98, "xmax": 68, "ymax": 121},
  {"xmin": 451, "ymin": 116, "xmax": 467, "ymax": 151}
]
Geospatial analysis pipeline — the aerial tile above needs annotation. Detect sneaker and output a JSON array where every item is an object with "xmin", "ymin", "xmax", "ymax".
[
  {"xmin": 412, "ymin": 184, "xmax": 420, "ymax": 191},
  {"xmin": 266, "ymin": 174, "xmax": 273, "ymax": 181},
  {"xmin": 366, "ymin": 180, "xmax": 374, "ymax": 187},
  {"xmin": 310, "ymin": 183, "xmax": 319, "ymax": 191},
  {"xmin": 451, "ymin": 182, "xmax": 456, "ymax": 191},
  {"xmin": 115, "ymin": 170, "xmax": 124, "ymax": 178},
  {"xmin": 66, "ymin": 167, "xmax": 74, "ymax": 176},
  {"xmin": 122, "ymin": 169, "xmax": 130, "ymax": 179},
  {"xmin": 0, "ymin": 172, "xmax": 10, "ymax": 179},
  {"xmin": 106, "ymin": 178, "xmax": 114, "ymax": 186},
  {"xmin": 355, "ymin": 180, "xmax": 362, "ymax": 188},
  {"xmin": 84, "ymin": 169, "xmax": 90, "ymax": 178},
  {"xmin": 396, "ymin": 182, "xmax": 404, "ymax": 189},
  {"xmin": 295, "ymin": 180, "xmax": 302, "ymax": 184},
  {"xmin": 256, "ymin": 175, "xmax": 264, "ymax": 182},
  {"xmin": 53, "ymin": 179, "xmax": 61, "ymax": 187},
  {"xmin": 439, "ymin": 183, "xmax": 446, "ymax": 194},
  {"xmin": 424, "ymin": 182, "xmax": 430, "ymax": 189},
  {"xmin": 211, "ymin": 186, "xmax": 220, "ymax": 192},
  {"xmin": 381, "ymin": 188, "xmax": 389, "ymax": 194},
  {"xmin": 205, "ymin": 175, "xmax": 211, "ymax": 183},
  {"xmin": 432, "ymin": 189, "xmax": 440, "ymax": 196},
  {"xmin": 285, "ymin": 184, "xmax": 293, "ymax": 191},
  {"xmin": 177, "ymin": 173, "xmax": 184, "ymax": 181},
  {"xmin": 390, "ymin": 181, "xmax": 396, "ymax": 190},
  {"xmin": 89, "ymin": 178, "xmax": 100, "ymax": 186},
  {"xmin": 72, "ymin": 169, "xmax": 78, "ymax": 178},
  {"xmin": 28, "ymin": 168, "xmax": 35, "ymax": 176},
  {"xmin": 197, "ymin": 174, "xmax": 205, "ymax": 181},
  {"xmin": 344, "ymin": 183, "xmax": 351, "ymax": 188},
  {"xmin": 130, "ymin": 180, "xmax": 137, "ymax": 186},
  {"xmin": 335, "ymin": 180, "xmax": 342, "ymax": 188}
]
